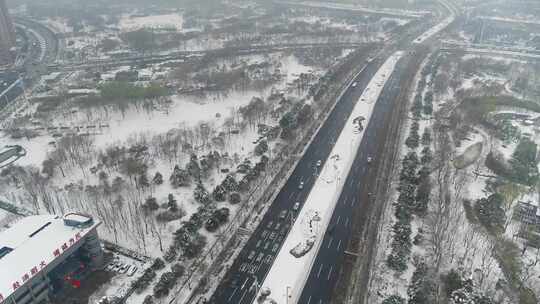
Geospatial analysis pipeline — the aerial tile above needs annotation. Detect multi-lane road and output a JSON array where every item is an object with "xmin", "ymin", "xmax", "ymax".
[
  {"xmin": 208, "ymin": 9, "xmax": 451, "ymax": 304},
  {"xmin": 209, "ymin": 55, "xmax": 386, "ymax": 304},
  {"xmin": 297, "ymin": 54, "xmax": 408, "ymax": 304}
]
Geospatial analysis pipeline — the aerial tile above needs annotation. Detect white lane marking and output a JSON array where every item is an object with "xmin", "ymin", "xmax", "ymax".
[
  {"xmin": 344, "ymin": 217, "xmax": 349, "ymax": 227},
  {"xmin": 327, "ymin": 266, "xmax": 333, "ymax": 280},
  {"xmin": 327, "ymin": 237, "xmax": 333, "ymax": 249},
  {"xmin": 350, "ymin": 198, "xmax": 355, "ymax": 207},
  {"xmin": 317, "ymin": 263, "xmax": 324, "ymax": 278},
  {"xmin": 307, "ymin": 295, "xmax": 312, "ymax": 304},
  {"xmin": 228, "ymin": 287, "xmax": 238, "ymax": 302},
  {"xmin": 337, "ymin": 239, "xmax": 342, "ymax": 251},
  {"xmin": 239, "ymin": 287, "xmax": 249, "ymax": 303},
  {"xmin": 336, "ymin": 215, "xmax": 341, "ymax": 225},
  {"xmin": 240, "ymin": 277, "xmax": 249, "ymax": 290}
]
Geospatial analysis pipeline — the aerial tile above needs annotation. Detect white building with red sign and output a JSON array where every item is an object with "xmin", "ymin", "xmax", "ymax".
[{"xmin": 0, "ymin": 213, "xmax": 103, "ymax": 304}]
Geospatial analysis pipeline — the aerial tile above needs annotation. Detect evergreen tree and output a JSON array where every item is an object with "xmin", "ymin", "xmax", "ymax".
[{"xmin": 153, "ymin": 172, "xmax": 163, "ymax": 185}]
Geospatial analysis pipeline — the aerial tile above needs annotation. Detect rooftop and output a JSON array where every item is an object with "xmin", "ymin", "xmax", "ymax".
[{"xmin": 0, "ymin": 214, "xmax": 100, "ymax": 302}]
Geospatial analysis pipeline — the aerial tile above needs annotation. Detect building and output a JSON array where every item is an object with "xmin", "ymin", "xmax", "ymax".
[
  {"xmin": 0, "ymin": 213, "xmax": 103, "ymax": 304},
  {"xmin": 516, "ymin": 200, "xmax": 540, "ymax": 247},
  {"xmin": 0, "ymin": 0, "xmax": 15, "ymax": 66}
]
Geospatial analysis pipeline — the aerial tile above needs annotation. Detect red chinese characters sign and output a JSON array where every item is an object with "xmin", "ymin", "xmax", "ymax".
[{"xmin": 6, "ymin": 231, "xmax": 85, "ymax": 296}]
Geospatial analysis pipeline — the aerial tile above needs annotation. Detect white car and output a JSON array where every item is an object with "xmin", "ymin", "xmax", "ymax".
[
  {"xmin": 120, "ymin": 264, "xmax": 131, "ymax": 274},
  {"xmin": 367, "ymin": 156, "xmax": 373, "ymax": 163},
  {"xmin": 293, "ymin": 202, "xmax": 300, "ymax": 211},
  {"xmin": 352, "ymin": 82, "xmax": 358, "ymax": 87},
  {"xmin": 298, "ymin": 181, "xmax": 304, "ymax": 189},
  {"xmin": 316, "ymin": 160, "xmax": 322, "ymax": 167}
]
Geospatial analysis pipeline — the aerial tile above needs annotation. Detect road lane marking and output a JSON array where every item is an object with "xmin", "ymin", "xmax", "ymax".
[
  {"xmin": 240, "ymin": 277, "xmax": 249, "ymax": 290},
  {"xmin": 228, "ymin": 287, "xmax": 237, "ymax": 302},
  {"xmin": 327, "ymin": 237, "xmax": 333, "ymax": 249},
  {"xmin": 344, "ymin": 217, "xmax": 349, "ymax": 227},
  {"xmin": 327, "ymin": 266, "xmax": 333, "ymax": 280},
  {"xmin": 337, "ymin": 239, "xmax": 342, "ymax": 251},
  {"xmin": 336, "ymin": 215, "xmax": 341, "ymax": 225},
  {"xmin": 317, "ymin": 263, "xmax": 324, "ymax": 278},
  {"xmin": 238, "ymin": 288, "xmax": 249, "ymax": 303},
  {"xmin": 307, "ymin": 295, "xmax": 312, "ymax": 304}
]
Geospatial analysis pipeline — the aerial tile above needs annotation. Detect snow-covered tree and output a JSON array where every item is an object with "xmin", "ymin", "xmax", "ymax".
[
  {"xmin": 194, "ymin": 183, "xmax": 212, "ymax": 205},
  {"xmin": 170, "ymin": 165, "xmax": 191, "ymax": 187},
  {"xmin": 222, "ymin": 174, "xmax": 239, "ymax": 192},
  {"xmin": 255, "ymin": 139, "xmax": 269, "ymax": 156},
  {"xmin": 153, "ymin": 172, "xmax": 163, "ymax": 185}
]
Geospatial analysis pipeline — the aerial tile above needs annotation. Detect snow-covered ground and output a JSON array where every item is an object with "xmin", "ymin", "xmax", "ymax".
[
  {"xmin": 118, "ymin": 13, "xmax": 184, "ymax": 31},
  {"xmin": 257, "ymin": 51, "xmax": 404, "ymax": 303}
]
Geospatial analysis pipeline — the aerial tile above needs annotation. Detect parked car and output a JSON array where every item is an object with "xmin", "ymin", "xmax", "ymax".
[
  {"xmin": 120, "ymin": 264, "xmax": 131, "ymax": 274},
  {"xmin": 128, "ymin": 266, "xmax": 138, "ymax": 277},
  {"xmin": 114, "ymin": 262, "xmax": 124, "ymax": 272}
]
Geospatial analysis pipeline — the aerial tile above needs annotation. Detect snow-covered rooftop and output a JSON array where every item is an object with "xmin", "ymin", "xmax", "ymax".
[
  {"xmin": 0, "ymin": 214, "xmax": 100, "ymax": 301},
  {"xmin": 257, "ymin": 51, "xmax": 403, "ymax": 303}
]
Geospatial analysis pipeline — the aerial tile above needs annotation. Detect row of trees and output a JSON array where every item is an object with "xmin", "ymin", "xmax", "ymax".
[{"xmin": 386, "ymin": 67, "xmax": 435, "ymax": 272}]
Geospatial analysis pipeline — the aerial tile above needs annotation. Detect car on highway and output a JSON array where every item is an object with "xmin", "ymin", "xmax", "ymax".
[
  {"xmin": 367, "ymin": 156, "xmax": 373, "ymax": 163},
  {"xmin": 352, "ymin": 82, "xmax": 358, "ymax": 87},
  {"xmin": 293, "ymin": 202, "xmax": 300, "ymax": 211},
  {"xmin": 279, "ymin": 210, "xmax": 287, "ymax": 220},
  {"xmin": 316, "ymin": 160, "xmax": 322, "ymax": 167},
  {"xmin": 298, "ymin": 181, "xmax": 304, "ymax": 189}
]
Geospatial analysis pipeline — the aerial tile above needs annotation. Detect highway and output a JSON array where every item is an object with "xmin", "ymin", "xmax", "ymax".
[
  {"xmin": 207, "ymin": 6, "xmax": 448, "ymax": 303},
  {"xmin": 208, "ymin": 55, "xmax": 386, "ymax": 304},
  {"xmin": 297, "ymin": 54, "xmax": 408, "ymax": 304}
]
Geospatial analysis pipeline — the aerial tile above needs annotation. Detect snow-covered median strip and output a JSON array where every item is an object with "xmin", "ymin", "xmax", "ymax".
[{"xmin": 257, "ymin": 51, "xmax": 404, "ymax": 304}]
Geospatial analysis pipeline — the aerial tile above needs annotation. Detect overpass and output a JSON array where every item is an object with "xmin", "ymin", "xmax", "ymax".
[{"xmin": 441, "ymin": 40, "xmax": 540, "ymax": 60}]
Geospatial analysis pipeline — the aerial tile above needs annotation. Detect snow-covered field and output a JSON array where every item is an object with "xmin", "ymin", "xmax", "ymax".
[
  {"xmin": 258, "ymin": 51, "xmax": 404, "ymax": 303},
  {"xmin": 119, "ymin": 13, "xmax": 184, "ymax": 31}
]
